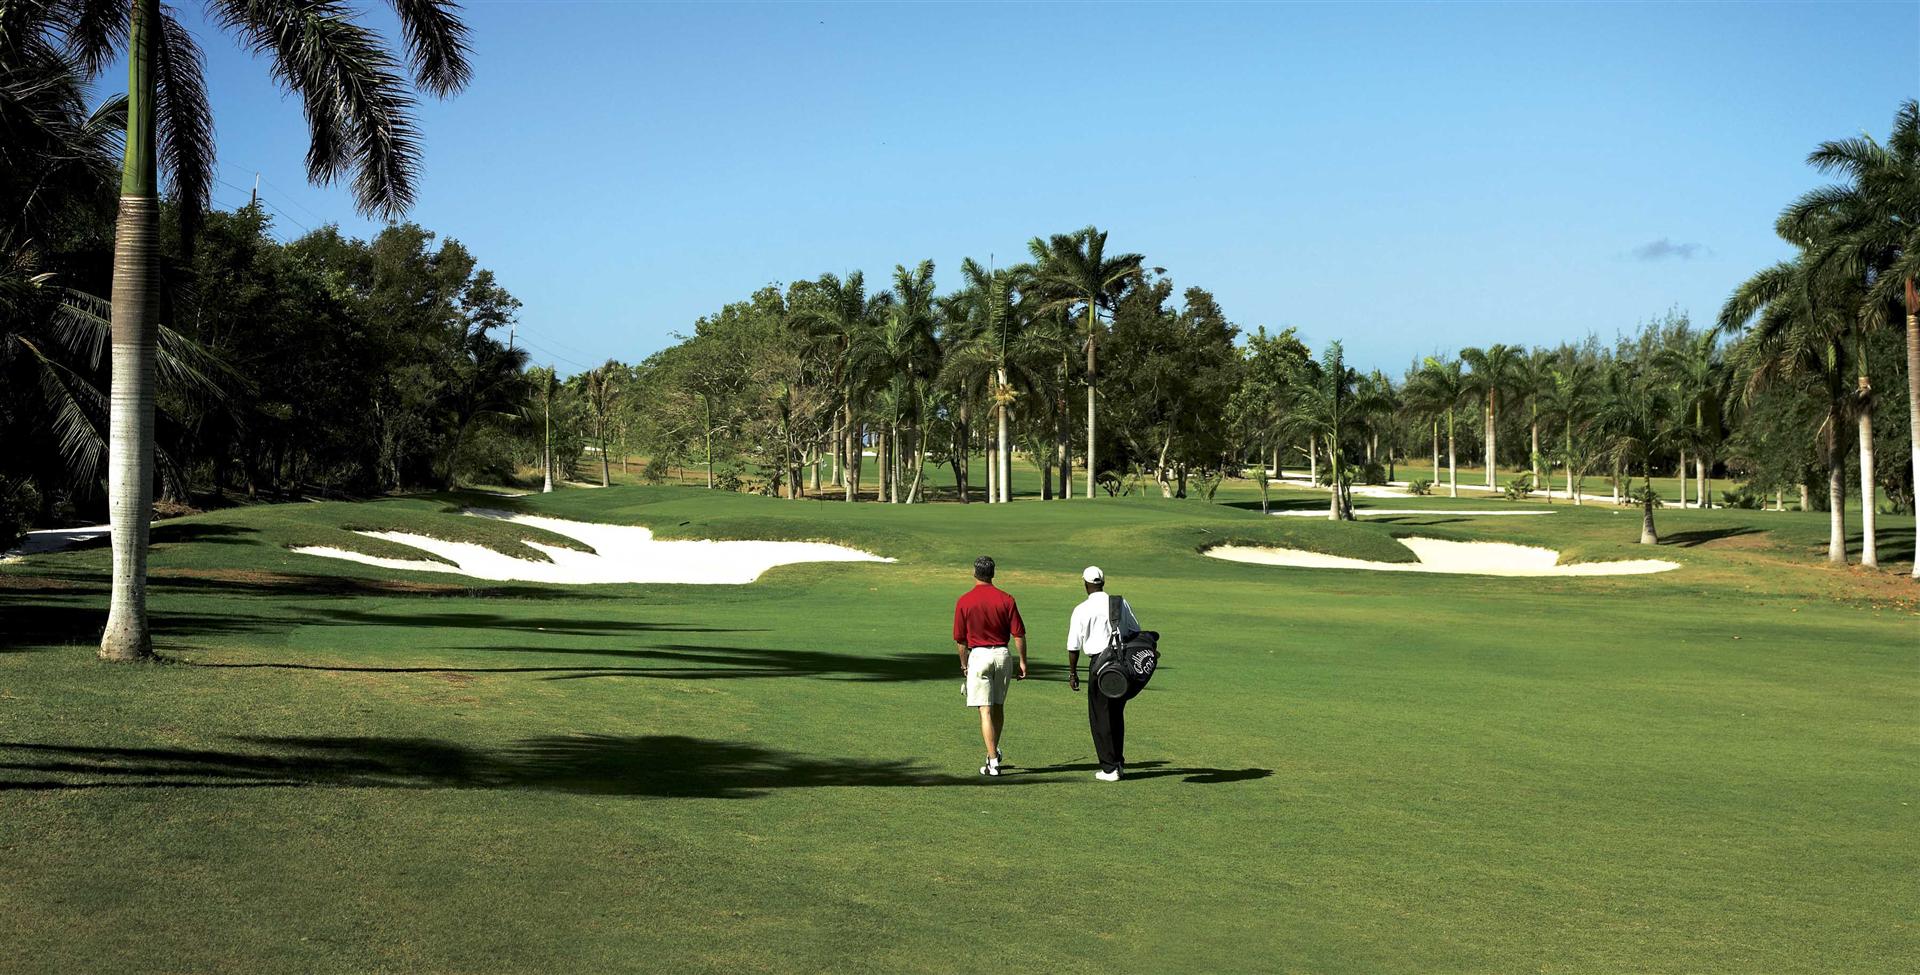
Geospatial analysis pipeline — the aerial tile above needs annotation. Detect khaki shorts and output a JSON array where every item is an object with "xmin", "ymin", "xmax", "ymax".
[{"xmin": 965, "ymin": 647, "xmax": 1012, "ymax": 707}]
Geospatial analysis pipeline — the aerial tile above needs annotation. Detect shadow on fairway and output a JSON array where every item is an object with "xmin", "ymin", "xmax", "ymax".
[
  {"xmin": 302, "ymin": 607, "xmax": 760, "ymax": 638},
  {"xmin": 464, "ymin": 643, "xmax": 947, "ymax": 683},
  {"xmin": 0, "ymin": 603, "xmax": 294, "ymax": 652},
  {"xmin": 151, "ymin": 523, "xmax": 261, "ymax": 546},
  {"xmin": 1660, "ymin": 526, "xmax": 1765, "ymax": 548},
  {"xmin": 0, "ymin": 735, "xmax": 995, "ymax": 798},
  {"xmin": 1032, "ymin": 760, "xmax": 1273, "ymax": 784}
]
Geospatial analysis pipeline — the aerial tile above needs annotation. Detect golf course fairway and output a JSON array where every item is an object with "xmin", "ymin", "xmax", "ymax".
[{"xmin": 2, "ymin": 480, "xmax": 1914, "ymax": 973}]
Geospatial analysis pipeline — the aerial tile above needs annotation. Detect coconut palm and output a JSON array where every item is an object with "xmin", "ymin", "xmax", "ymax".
[
  {"xmin": 1517, "ymin": 347, "xmax": 1556, "ymax": 499},
  {"xmin": 30, "ymin": 0, "xmax": 471, "ymax": 660},
  {"xmin": 1783, "ymin": 99, "xmax": 1919, "ymax": 574},
  {"xmin": 1025, "ymin": 226, "xmax": 1146, "ymax": 498},
  {"xmin": 1593, "ymin": 364, "xmax": 1672, "ymax": 544},
  {"xmin": 939, "ymin": 257, "xmax": 1028, "ymax": 503},
  {"xmin": 581, "ymin": 360, "xmax": 622, "ymax": 487},
  {"xmin": 1536, "ymin": 355, "xmax": 1599, "ymax": 504},
  {"xmin": 794, "ymin": 271, "xmax": 889, "ymax": 501},
  {"xmin": 1721, "ymin": 256, "xmax": 1860, "ymax": 563},
  {"xmin": 1460, "ymin": 343, "xmax": 1522, "ymax": 491},
  {"xmin": 1655, "ymin": 331, "xmax": 1731, "ymax": 511},
  {"xmin": 1406, "ymin": 356, "xmax": 1469, "ymax": 497},
  {"xmin": 1290, "ymin": 342, "xmax": 1357, "ymax": 520}
]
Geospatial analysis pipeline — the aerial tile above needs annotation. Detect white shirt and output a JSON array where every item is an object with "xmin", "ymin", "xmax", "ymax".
[{"xmin": 1067, "ymin": 592, "xmax": 1140, "ymax": 657}]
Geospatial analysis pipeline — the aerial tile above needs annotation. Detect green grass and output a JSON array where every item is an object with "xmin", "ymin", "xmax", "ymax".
[{"xmin": 2, "ymin": 469, "xmax": 1914, "ymax": 973}]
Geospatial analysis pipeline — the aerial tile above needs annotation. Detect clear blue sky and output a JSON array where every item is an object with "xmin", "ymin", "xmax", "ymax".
[{"xmin": 166, "ymin": 0, "xmax": 1917, "ymax": 375}]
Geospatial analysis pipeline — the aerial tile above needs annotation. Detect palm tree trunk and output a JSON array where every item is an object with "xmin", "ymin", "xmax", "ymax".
[
  {"xmin": 1484, "ymin": 390, "xmax": 1496, "ymax": 489},
  {"xmin": 1431, "ymin": 421, "xmax": 1439, "ymax": 485},
  {"xmin": 843, "ymin": 404, "xmax": 856, "ymax": 502},
  {"xmin": 1445, "ymin": 409, "xmax": 1457, "ymax": 498},
  {"xmin": 100, "ymin": 0, "xmax": 162, "ymax": 661},
  {"xmin": 1906, "ymin": 284, "xmax": 1918, "ymax": 578},
  {"xmin": 1530, "ymin": 412, "xmax": 1540, "ymax": 494},
  {"xmin": 1678, "ymin": 449, "xmax": 1688, "ymax": 509},
  {"xmin": 1640, "ymin": 472, "xmax": 1658, "ymax": 544},
  {"xmin": 1858, "ymin": 391, "xmax": 1876, "ymax": 568},
  {"xmin": 1697, "ymin": 456, "xmax": 1707, "ymax": 511},
  {"xmin": 1085, "ymin": 304, "xmax": 1097, "ymax": 499},
  {"xmin": 1826, "ymin": 410, "xmax": 1847, "ymax": 563},
  {"xmin": 997, "ymin": 367, "xmax": 1012, "ymax": 504}
]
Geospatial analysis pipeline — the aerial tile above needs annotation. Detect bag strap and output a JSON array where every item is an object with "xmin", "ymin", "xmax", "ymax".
[{"xmin": 1107, "ymin": 594, "xmax": 1123, "ymax": 650}]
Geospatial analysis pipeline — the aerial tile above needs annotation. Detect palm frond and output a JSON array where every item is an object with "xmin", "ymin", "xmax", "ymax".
[
  {"xmin": 156, "ymin": 5, "xmax": 213, "ymax": 249},
  {"xmin": 383, "ymin": 0, "xmax": 471, "ymax": 96}
]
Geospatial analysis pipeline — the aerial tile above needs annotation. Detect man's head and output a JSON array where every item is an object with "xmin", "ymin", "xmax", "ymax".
[
  {"xmin": 973, "ymin": 555, "xmax": 996, "ymax": 582},
  {"xmin": 1082, "ymin": 565, "xmax": 1104, "ymax": 593}
]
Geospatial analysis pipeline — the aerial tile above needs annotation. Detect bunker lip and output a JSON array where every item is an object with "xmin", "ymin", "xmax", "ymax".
[
  {"xmin": 292, "ymin": 509, "xmax": 893, "ymax": 585},
  {"xmin": 1204, "ymin": 536, "xmax": 1679, "ymax": 577},
  {"xmin": 1272, "ymin": 509, "xmax": 1555, "ymax": 518}
]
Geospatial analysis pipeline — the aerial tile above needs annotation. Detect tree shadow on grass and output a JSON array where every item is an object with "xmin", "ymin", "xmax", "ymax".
[
  {"xmin": 0, "ymin": 603, "xmax": 295, "ymax": 652},
  {"xmin": 459, "ymin": 643, "xmax": 948, "ymax": 683},
  {"xmin": 150, "ymin": 523, "xmax": 261, "ymax": 545},
  {"xmin": 301, "ymin": 607, "xmax": 761, "ymax": 638},
  {"xmin": 1661, "ymin": 526, "xmax": 1766, "ymax": 548},
  {"xmin": 0, "ymin": 735, "xmax": 992, "ymax": 798}
]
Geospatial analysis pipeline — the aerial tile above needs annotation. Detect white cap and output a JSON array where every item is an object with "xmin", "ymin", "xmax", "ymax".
[{"xmin": 1082, "ymin": 566, "xmax": 1104, "ymax": 584}]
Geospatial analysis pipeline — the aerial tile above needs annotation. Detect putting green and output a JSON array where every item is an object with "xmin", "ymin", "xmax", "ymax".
[{"xmin": 1, "ymin": 476, "xmax": 1913, "ymax": 973}]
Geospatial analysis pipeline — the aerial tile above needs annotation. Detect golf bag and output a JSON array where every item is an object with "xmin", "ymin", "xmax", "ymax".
[{"xmin": 1092, "ymin": 594, "xmax": 1160, "ymax": 699}]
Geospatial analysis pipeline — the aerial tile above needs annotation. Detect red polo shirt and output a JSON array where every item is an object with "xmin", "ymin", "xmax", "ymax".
[{"xmin": 953, "ymin": 582, "xmax": 1026, "ymax": 648}]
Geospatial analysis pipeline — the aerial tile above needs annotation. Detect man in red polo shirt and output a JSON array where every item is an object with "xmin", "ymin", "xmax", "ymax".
[{"xmin": 952, "ymin": 555, "xmax": 1027, "ymax": 776}]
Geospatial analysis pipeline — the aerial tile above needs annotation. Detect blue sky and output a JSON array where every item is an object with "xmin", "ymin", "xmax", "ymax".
[{"xmin": 164, "ymin": 0, "xmax": 1916, "ymax": 375}]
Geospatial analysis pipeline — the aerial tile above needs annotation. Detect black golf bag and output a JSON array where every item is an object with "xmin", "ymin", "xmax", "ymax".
[{"xmin": 1092, "ymin": 594, "xmax": 1159, "ymax": 699}]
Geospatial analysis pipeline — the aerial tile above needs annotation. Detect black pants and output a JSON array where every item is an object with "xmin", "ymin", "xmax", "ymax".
[{"xmin": 1087, "ymin": 683, "xmax": 1126, "ymax": 773}]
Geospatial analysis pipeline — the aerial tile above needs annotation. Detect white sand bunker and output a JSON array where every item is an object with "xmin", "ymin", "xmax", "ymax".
[
  {"xmin": 1205, "ymin": 536, "xmax": 1678, "ymax": 577},
  {"xmin": 291, "ymin": 509, "xmax": 893, "ymax": 584},
  {"xmin": 1273, "ymin": 508, "xmax": 1555, "ymax": 518}
]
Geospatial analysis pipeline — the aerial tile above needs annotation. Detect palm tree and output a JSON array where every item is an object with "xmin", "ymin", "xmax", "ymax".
[
  {"xmin": 1784, "ymin": 99, "xmax": 1919, "ymax": 574},
  {"xmin": 1407, "ymin": 356, "xmax": 1469, "ymax": 497},
  {"xmin": 1026, "ymin": 227, "xmax": 1146, "ymax": 498},
  {"xmin": 582, "ymin": 360, "xmax": 622, "ymax": 487},
  {"xmin": 853, "ymin": 262, "xmax": 938, "ymax": 503},
  {"xmin": 1722, "ymin": 256, "xmax": 1859, "ymax": 563},
  {"xmin": 1655, "ymin": 331, "xmax": 1731, "ymax": 511},
  {"xmin": 36, "ymin": 0, "xmax": 472, "ymax": 660},
  {"xmin": 1290, "ymin": 343, "xmax": 1357, "ymax": 520},
  {"xmin": 1536, "ymin": 355, "xmax": 1598, "ymax": 504},
  {"xmin": 1594, "ymin": 365, "xmax": 1672, "ymax": 544},
  {"xmin": 1461, "ymin": 343, "xmax": 1522, "ymax": 491},
  {"xmin": 940, "ymin": 257, "xmax": 1026, "ymax": 503},
  {"xmin": 1518, "ymin": 348, "xmax": 1556, "ymax": 499},
  {"xmin": 1354, "ymin": 370, "xmax": 1398, "ymax": 478},
  {"xmin": 794, "ymin": 271, "xmax": 888, "ymax": 501}
]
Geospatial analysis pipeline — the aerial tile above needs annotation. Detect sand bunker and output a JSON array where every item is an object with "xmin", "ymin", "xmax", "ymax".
[
  {"xmin": 292, "ymin": 509, "xmax": 893, "ymax": 584},
  {"xmin": 1273, "ymin": 508, "xmax": 1555, "ymax": 518},
  {"xmin": 1205, "ymin": 536, "xmax": 1677, "ymax": 577}
]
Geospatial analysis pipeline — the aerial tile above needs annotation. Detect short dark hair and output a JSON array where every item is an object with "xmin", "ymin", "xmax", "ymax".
[{"xmin": 973, "ymin": 555, "xmax": 996, "ymax": 580}]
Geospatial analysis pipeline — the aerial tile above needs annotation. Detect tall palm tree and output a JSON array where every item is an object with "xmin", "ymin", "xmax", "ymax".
[
  {"xmin": 1655, "ymin": 331, "xmax": 1731, "ymax": 511},
  {"xmin": 1536, "ymin": 355, "xmax": 1598, "ymax": 504},
  {"xmin": 1407, "ymin": 356, "xmax": 1469, "ymax": 497},
  {"xmin": 1461, "ymin": 343, "xmax": 1521, "ymax": 491},
  {"xmin": 1594, "ymin": 365, "xmax": 1672, "ymax": 544},
  {"xmin": 794, "ymin": 271, "xmax": 887, "ymax": 501},
  {"xmin": 35, "ymin": 0, "xmax": 472, "ymax": 660},
  {"xmin": 1783, "ymin": 99, "xmax": 1919, "ymax": 575},
  {"xmin": 1290, "ymin": 343, "xmax": 1357, "ymax": 520},
  {"xmin": 940, "ymin": 257, "xmax": 1026, "ymax": 503},
  {"xmin": 1025, "ymin": 226, "xmax": 1145, "ymax": 498},
  {"xmin": 1722, "ymin": 256, "xmax": 1860, "ymax": 564},
  {"xmin": 581, "ymin": 360, "xmax": 622, "ymax": 487},
  {"xmin": 1518, "ymin": 347, "xmax": 1556, "ymax": 499}
]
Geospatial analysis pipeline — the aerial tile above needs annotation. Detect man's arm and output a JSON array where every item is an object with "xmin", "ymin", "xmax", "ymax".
[
  {"xmin": 1014, "ymin": 634, "xmax": 1028, "ymax": 680},
  {"xmin": 955, "ymin": 640, "xmax": 969, "ymax": 675},
  {"xmin": 953, "ymin": 602, "xmax": 968, "ymax": 675},
  {"xmin": 1066, "ymin": 607, "xmax": 1083, "ymax": 690},
  {"xmin": 1121, "ymin": 599, "xmax": 1141, "ymax": 637},
  {"xmin": 1067, "ymin": 649, "xmax": 1080, "ymax": 691}
]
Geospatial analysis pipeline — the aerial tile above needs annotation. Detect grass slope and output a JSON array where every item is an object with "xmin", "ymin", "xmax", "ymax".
[{"xmin": 1, "ymin": 473, "xmax": 1914, "ymax": 974}]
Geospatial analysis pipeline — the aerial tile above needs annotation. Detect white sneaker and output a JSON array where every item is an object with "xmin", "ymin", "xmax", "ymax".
[
  {"xmin": 1094, "ymin": 768, "xmax": 1121, "ymax": 782},
  {"xmin": 980, "ymin": 762, "xmax": 1001, "ymax": 777}
]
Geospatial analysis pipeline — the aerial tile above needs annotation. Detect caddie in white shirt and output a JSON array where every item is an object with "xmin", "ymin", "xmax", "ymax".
[{"xmin": 1066, "ymin": 565, "xmax": 1140, "ymax": 781}]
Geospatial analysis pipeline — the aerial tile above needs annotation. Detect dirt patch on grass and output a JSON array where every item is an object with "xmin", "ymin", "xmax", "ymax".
[{"xmin": 0, "ymin": 574, "xmax": 75, "ymax": 591}]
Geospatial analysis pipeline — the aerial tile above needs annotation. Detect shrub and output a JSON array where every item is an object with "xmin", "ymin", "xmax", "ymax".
[
  {"xmin": 1358, "ymin": 461, "xmax": 1387, "ymax": 486},
  {"xmin": 1721, "ymin": 487, "xmax": 1763, "ymax": 510},
  {"xmin": 0, "ymin": 478, "xmax": 41, "ymax": 551},
  {"xmin": 1407, "ymin": 478, "xmax": 1433, "ymax": 496},
  {"xmin": 641, "ymin": 457, "xmax": 670, "ymax": 484},
  {"xmin": 714, "ymin": 467, "xmax": 744, "ymax": 493},
  {"xmin": 1628, "ymin": 485, "xmax": 1665, "ymax": 508},
  {"xmin": 1503, "ymin": 473, "xmax": 1534, "ymax": 501}
]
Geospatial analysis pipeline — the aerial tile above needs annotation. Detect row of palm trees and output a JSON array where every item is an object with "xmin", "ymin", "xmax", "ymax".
[{"xmin": 771, "ymin": 227, "xmax": 1152, "ymax": 505}]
